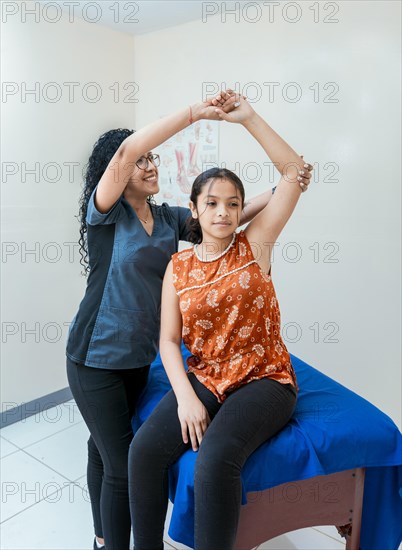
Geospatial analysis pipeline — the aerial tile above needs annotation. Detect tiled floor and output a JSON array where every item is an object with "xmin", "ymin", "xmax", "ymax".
[{"xmin": 0, "ymin": 400, "xmax": 360, "ymax": 549}]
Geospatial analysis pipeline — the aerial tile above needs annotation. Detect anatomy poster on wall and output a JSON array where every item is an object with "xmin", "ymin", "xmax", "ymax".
[{"xmin": 155, "ymin": 120, "xmax": 219, "ymax": 207}]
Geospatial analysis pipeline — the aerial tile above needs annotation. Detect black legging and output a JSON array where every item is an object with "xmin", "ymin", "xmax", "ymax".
[
  {"xmin": 66, "ymin": 358, "xmax": 149, "ymax": 550},
  {"xmin": 129, "ymin": 372, "xmax": 297, "ymax": 550}
]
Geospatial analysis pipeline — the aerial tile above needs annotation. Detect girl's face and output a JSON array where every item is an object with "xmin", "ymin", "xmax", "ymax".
[
  {"xmin": 190, "ymin": 178, "xmax": 243, "ymax": 241},
  {"xmin": 126, "ymin": 152, "xmax": 159, "ymax": 197}
]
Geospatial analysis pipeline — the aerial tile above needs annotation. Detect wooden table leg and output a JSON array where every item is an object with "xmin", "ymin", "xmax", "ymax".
[
  {"xmin": 344, "ymin": 468, "xmax": 365, "ymax": 550},
  {"xmin": 235, "ymin": 468, "xmax": 366, "ymax": 550}
]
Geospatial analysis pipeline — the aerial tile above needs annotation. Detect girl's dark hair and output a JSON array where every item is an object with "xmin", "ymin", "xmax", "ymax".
[
  {"xmin": 78, "ymin": 128, "xmax": 134, "ymax": 275},
  {"xmin": 188, "ymin": 168, "xmax": 245, "ymax": 244}
]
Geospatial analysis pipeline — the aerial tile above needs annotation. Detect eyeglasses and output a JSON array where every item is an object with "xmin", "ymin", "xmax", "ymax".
[{"xmin": 135, "ymin": 153, "xmax": 160, "ymax": 170}]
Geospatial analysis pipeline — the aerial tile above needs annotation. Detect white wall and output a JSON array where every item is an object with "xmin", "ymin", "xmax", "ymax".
[
  {"xmin": 133, "ymin": 1, "xmax": 401, "ymax": 426},
  {"xmin": 1, "ymin": 8, "xmax": 136, "ymax": 406},
  {"xmin": 2, "ymin": 1, "xmax": 400, "ymax": 429}
]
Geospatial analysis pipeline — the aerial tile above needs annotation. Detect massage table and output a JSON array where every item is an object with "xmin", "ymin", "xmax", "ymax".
[{"xmin": 133, "ymin": 343, "xmax": 402, "ymax": 550}]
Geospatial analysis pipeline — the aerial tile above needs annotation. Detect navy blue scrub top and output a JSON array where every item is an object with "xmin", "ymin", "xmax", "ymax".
[{"xmin": 66, "ymin": 186, "xmax": 192, "ymax": 369}]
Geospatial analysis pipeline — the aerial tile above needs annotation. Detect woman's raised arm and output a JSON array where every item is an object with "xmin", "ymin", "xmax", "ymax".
[{"xmin": 95, "ymin": 97, "xmax": 229, "ymax": 214}]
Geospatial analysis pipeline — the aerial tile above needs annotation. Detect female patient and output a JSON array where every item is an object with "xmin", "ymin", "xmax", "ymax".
[{"xmin": 129, "ymin": 96, "xmax": 313, "ymax": 549}]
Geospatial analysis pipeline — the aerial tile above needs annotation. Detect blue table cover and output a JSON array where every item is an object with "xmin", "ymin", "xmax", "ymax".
[{"xmin": 133, "ymin": 343, "xmax": 402, "ymax": 550}]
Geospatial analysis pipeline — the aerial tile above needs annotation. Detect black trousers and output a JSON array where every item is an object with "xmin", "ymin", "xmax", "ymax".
[
  {"xmin": 66, "ymin": 357, "xmax": 149, "ymax": 550},
  {"xmin": 129, "ymin": 373, "xmax": 297, "ymax": 550}
]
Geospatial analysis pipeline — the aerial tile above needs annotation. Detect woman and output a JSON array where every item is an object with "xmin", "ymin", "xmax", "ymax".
[
  {"xmin": 128, "ymin": 95, "xmax": 313, "ymax": 550},
  {"xmin": 65, "ymin": 91, "xmax": 308, "ymax": 550}
]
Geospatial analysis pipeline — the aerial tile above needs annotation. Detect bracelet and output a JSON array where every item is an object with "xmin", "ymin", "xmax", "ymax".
[{"xmin": 188, "ymin": 105, "xmax": 193, "ymax": 125}]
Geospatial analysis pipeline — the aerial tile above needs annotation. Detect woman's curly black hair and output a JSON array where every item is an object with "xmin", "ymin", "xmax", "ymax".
[
  {"xmin": 188, "ymin": 168, "xmax": 245, "ymax": 244},
  {"xmin": 78, "ymin": 128, "xmax": 134, "ymax": 275}
]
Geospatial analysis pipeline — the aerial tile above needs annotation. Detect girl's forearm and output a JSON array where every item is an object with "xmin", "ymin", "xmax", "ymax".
[
  {"xmin": 242, "ymin": 113, "xmax": 305, "ymax": 176},
  {"xmin": 160, "ymin": 340, "xmax": 197, "ymax": 402}
]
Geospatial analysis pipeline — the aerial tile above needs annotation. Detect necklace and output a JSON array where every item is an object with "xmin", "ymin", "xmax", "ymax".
[
  {"xmin": 136, "ymin": 204, "xmax": 151, "ymax": 224},
  {"xmin": 194, "ymin": 232, "xmax": 236, "ymax": 262}
]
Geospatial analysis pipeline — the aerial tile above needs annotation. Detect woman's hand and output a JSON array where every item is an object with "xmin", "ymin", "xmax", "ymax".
[
  {"xmin": 192, "ymin": 89, "xmax": 244, "ymax": 121},
  {"xmin": 297, "ymin": 155, "xmax": 314, "ymax": 192},
  {"xmin": 212, "ymin": 91, "xmax": 256, "ymax": 124},
  {"xmin": 177, "ymin": 394, "xmax": 211, "ymax": 451}
]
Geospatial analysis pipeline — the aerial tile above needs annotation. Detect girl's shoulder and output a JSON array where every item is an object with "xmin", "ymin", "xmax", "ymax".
[
  {"xmin": 172, "ymin": 246, "xmax": 195, "ymax": 264},
  {"xmin": 171, "ymin": 246, "xmax": 196, "ymax": 294}
]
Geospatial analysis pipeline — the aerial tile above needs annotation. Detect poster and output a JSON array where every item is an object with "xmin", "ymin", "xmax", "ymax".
[{"xmin": 155, "ymin": 119, "xmax": 219, "ymax": 207}]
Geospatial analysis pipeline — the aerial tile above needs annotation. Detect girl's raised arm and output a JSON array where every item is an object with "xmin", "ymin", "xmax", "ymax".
[
  {"xmin": 213, "ymin": 92, "xmax": 312, "ymax": 227},
  {"xmin": 214, "ymin": 97, "xmax": 313, "ymax": 260}
]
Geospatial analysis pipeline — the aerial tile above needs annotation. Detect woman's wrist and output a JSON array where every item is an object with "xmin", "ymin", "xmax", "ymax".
[{"xmin": 190, "ymin": 102, "xmax": 204, "ymax": 123}]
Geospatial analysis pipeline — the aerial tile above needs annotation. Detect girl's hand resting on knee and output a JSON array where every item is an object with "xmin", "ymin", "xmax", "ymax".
[{"xmin": 178, "ymin": 395, "xmax": 211, "ymax": 451}]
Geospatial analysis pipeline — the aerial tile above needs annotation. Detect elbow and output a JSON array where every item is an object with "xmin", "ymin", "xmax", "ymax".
[
  {"xmin": 160, "ymin": 336, "xmax": 181, "ymax": 353},
  {"xmin": 116, "ymin": 136, "xmax": 140, "ymax": 164}
]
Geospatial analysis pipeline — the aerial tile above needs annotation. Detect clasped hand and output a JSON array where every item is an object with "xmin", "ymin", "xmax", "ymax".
[
  {"xmin": 198, "ymin": 89, "xmax": 253, "ymax": 124},
  {"xmin": 197, "ymin": 89, "xmax": 313, "ymax": 191}
]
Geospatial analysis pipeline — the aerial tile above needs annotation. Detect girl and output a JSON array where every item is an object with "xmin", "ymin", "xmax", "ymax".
[
  {"xmin": 66, "ymin": 91, "xmax": 308, "ymax": 550},
  {"xmin": 128, "ymin": 95, "xmax": 313, "ymax": 549}
]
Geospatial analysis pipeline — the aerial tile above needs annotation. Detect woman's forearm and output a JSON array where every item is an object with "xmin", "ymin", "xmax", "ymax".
[
  {"xmin": 242, "ymin": 113, "xmax": 305, "ymax": 176},
  {"xmin": 239, "ymin": 188, "xmax": 274, "ymax": 225},
  {"xmin": 96, "ymin": 103, "xmax": 204, "ymax": 212},
  {"xmin": 160, "ymin": 340, "xmax": 197, "ymax": 402},
  {"xmin": 120, "ymin": 104, "xmax": 202, "ymax": 162}
]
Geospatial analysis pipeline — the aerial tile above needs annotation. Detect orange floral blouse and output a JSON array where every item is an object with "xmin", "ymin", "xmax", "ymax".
[{"xmin": 171, "ymin": 230, "xmax": 297, "ymax": 403}]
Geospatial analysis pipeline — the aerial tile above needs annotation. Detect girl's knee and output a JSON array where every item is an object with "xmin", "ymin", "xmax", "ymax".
[{"xmin": 195, "ymin": 441, "xmax": 236, "ymax": 484}]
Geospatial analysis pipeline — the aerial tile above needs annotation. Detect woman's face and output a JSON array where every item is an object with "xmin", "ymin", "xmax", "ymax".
[
  {"xmin": 127, "ymin": 152, "xmax": 159, "ymax": 197},
  {"xmin": 191, "ymin": 177, "xmax": 243, "ymax": 241}
]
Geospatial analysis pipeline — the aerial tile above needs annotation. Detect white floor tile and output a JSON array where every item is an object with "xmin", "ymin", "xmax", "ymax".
[
  {"xmin": 256, "ymin": 526, "xmax": 345, "ymax": 549},
  {"xmin": 1, "ymin": 478, "xmax": 176, "ymax": 550},
  {"xmin": 0, "ymin": 410, "xmax": 363, "ymax": 550},
  {"xmin": 71, "ymin": 479, "xmax": 174, "ymax": 550},
  {"xmin": 24, "ymin": 421, "xmax": 89, "ymax": 481},
  {"xmin": 161, "ymin": 501, "xmax": 346, "ymax": 550},
  {"xmin": 1, "ymin": 400, "xmax": 83, "ymax": 448},
  {"xmin": 163, "ymin": 500, "xmax": 192, "ymax": 549},
  {"xmin": 0, "ymin": 450, "xmax": 69, "ymax": 522},
  {"xmin": 0, "ymin": 436, "xmax": 19, "ymax": 458},
  {"xmin": 312, "ymin": 525, "xmax": 345, "ymax": 545},
  {"xmin": 0, "ymin": 481, "xmax": 93, "ymax": 549}
]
